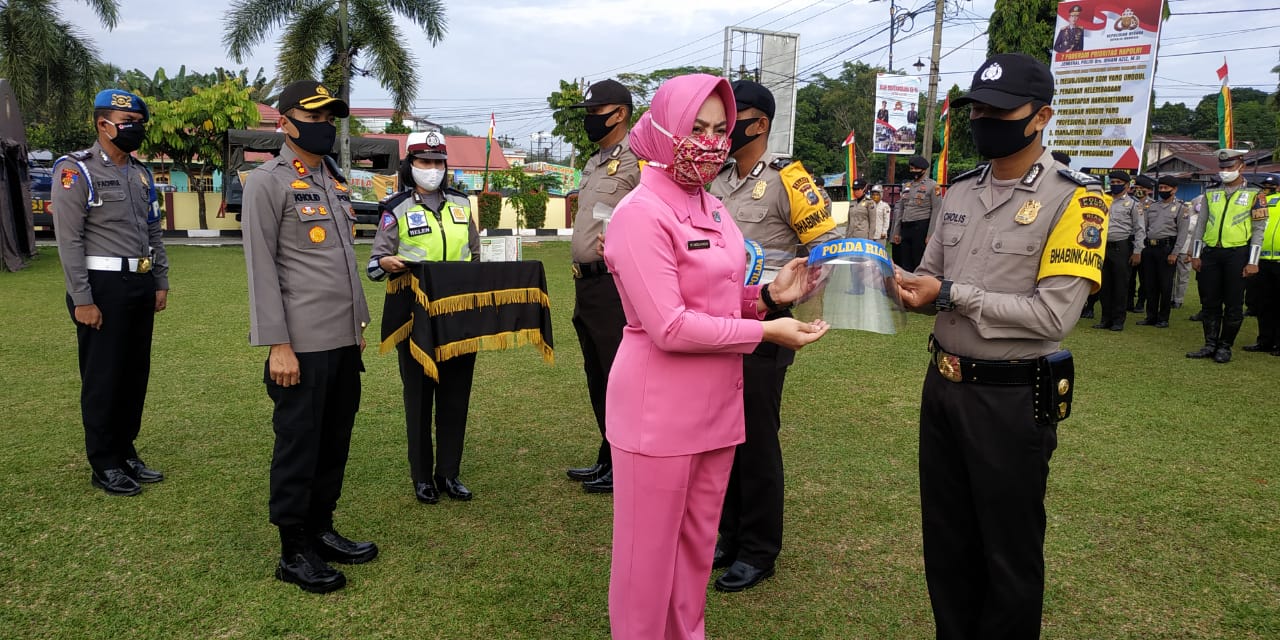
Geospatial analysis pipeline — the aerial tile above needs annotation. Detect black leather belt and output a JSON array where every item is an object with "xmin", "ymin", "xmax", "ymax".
[
  {"xmin": 928, "ymin": 337, "xmax": 1038, "ymax": 385},
  {"xmin": 1146, "ymin": 237, "xmax": 1175, "ymax": 247},
  {"xmin": 571, "ymin": 261, "xmax": 610, "ymax": 279}
]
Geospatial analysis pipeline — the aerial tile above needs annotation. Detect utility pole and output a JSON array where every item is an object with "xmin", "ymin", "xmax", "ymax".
[
  {"xmin": 888, "ymin": 0, "xmax": 897, "ymax": 72},
  {"xmin": 338, "ymin": 0, "xmax": 351, "ymax": 176},
  {"xmin": 921, "ymin": 0, "xmax": 946, "ymax": 163}
]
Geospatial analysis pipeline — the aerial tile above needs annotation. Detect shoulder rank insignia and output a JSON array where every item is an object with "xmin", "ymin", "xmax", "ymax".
[
  {"xmin": 290, "ymin": 179, "xmax": 309, "ymax": 190},
  {"xmin": 749, "ymin": 161, "xmax": 767, "ymax": 179},
  {"xmin": 334, "ymin": 181, "xmax": 350, "ymax": 192},
  {"xmin": 751, "ymin": 180, "xmax": 767, "ymax": 200},
  {"xmin": 768, "ymin": 157, "xmax": 792, "ymax": 172},
  {"xmin": 934, "ymin": 185, "xmax": 943, "ymax": 196},
  {"xmin": 1058, "ymin": 168, "xmax": 1101, "ymax": 187},
  {"xmin": 1021, "ymin": 163, "xmax": 1043, "ymax": 186},
  {"xmin": 606, "ymin": 159, "xmax": 620, "ymax": 176},
  {"xmin": 69, "ymin": 149, "xmax": 93, "ymax": 161},
  {"xmin": 291, "ymin": 159, "xmax": 309, "ymax": 177},
  {"xmin": 1015, "ymin": 200, "xmax": 1041, "ymax": 225}
]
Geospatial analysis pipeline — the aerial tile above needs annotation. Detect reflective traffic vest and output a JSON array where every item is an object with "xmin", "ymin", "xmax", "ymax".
[
  {"xmin": 392, "ymin": 193, "xmax": 473, "ymax": 262},
  {"xmin": 1261, "ymin": 194, "xmax": 1280, "ymax": 260},
  {"xmin": 1202, "ymin": 187, "xmax": 1259, "ymax": 249}
]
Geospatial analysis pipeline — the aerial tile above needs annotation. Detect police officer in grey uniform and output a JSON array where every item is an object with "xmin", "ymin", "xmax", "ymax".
[
  {"xmin": 891, "ymin": 154, "xmax": 941, "ymax": 272},
  {"xmin": 1128, "ymin": 175, "xmax": 1156, "ymax": 312},
  {"xmin": 565, "ymin": 79, "xmax": 641, "ymax": 494},
  {"xmin": 896, "ymin": 53, "xmax": 1104, "ymax": 639},
  {"xmin": 844, "ymin": 178, "xmax": 873, "ymax": 239},
  {"xmin": 1184, "ymin": 148, "xmax": 1268, "ymax": 363},
  {"xmin": 367, "ymin": 131, "xmax": 482, "ymax": 504},
  {"xmin": 52, "ymin": 89, "xmax": 168, "ymax": 496},
  {"xmin": 708, "ymin": 80, "xmax": 841, "ymax": 593},
  {"xmin": 1094, "ymin": 170, "xmax": 1144, "ymax": 331},
  {"xmin": 1135, "ymin": 176, "xmax": 1190, "ymax": 327},
  {"xmin": 242, "ymin": 80, "xmax": 377, "ymax": 594}
]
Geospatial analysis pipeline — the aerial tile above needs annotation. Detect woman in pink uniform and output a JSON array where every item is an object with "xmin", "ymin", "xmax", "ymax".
[{"xmin": 602, "ymin": 73, "xmax": 829, "ymax": 640}]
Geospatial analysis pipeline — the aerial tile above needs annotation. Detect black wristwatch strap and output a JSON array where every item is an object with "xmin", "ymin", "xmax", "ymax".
[
  {"xmin": 761, "ymin": 283, "xmax": 788, "ymax": 312},
  {"xmin": 934, "ymin": 279, "xmax": 955, "ymax": 312}
]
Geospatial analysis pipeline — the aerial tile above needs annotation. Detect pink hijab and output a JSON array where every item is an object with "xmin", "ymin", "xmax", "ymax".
[{"xmin": 628, "ymin": 74, "xmax": 737, "ymax": 167}]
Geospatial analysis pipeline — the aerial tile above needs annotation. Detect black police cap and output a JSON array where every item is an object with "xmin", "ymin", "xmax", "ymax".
[
  {"xmin": 1261, "ymin": 175, "xmax": 1278, "ymax": 187},
  {"xmin": 1134, "ymin": 175, "xmax": 1156, "ymax": 189},
  {"xmin": 908, "ymin": 155, "xmax": 929, "ymax": 170},
  {"xmin": 730, "ymin": 80, "xmax": 776, "ymax": 120},
  {"xmin": 572, "ymin": 79, "xmax": 633, "ymax": 109},
  {"xmin": 1108, "ymin": 170, "xmax": 1131, "ymax": 183},
  {"xmin": 952, "ymin": 53, "xmax": 1054, "ymax": 110},
  {"xmin": 852, "ymin": 178, "xmax": 868, "ymax": 190},
  {"xmin": 1157, "ymin": 175, "xmax": 1180, "ymax": 187},
  {"xmin": 277, "ymin": 80, "xmax": 350, "ymax": 118}
]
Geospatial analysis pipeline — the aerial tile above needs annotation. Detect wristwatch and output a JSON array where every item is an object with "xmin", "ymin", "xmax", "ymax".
[
  {"xmin": 934, "ymin": 279, "xmax": 956, "ymax": 312},
  {"xmin": 761, "ymin": 284, "xmax": 790, "ymax": 312}
]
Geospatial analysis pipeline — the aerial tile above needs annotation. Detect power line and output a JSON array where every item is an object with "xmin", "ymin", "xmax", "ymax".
[{"xmin": 1171, "ymin": 7, "xmax": 1280, "ymax": 15}]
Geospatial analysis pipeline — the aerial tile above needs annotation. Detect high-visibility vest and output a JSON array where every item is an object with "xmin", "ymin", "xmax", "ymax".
[
  {"xmin": 392, "ymin": 193, "xmax": 473, "ymax": 262},
  {"xmin": 1261, "ymin": 193, "xmax": 1280, "ymax": 260},
  {"xmin": 1202, "ymin": 187, "xmax": 1260, "ymax": 249}
]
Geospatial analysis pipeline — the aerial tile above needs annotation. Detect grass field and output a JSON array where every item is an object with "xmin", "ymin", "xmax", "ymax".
[{"xmin": 0, "ymin": 242, "xmax": 1276, "ymax": 639}]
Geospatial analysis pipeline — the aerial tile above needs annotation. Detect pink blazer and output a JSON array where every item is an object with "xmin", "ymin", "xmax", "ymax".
[{"xmin": 603, "ymin": 167, "xmax": 766, "ymax": 457}]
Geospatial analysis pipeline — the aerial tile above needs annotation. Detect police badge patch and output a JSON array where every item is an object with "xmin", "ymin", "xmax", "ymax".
[
  {"xmin": 1078, "ymin": 213, "xmax": 1104, "ymax": 249},
  {"xmin": 1015, "ymin": 200, "xmax": 1041, "ymax": 225},
  {"xmin": 61, "ymin": 169, "xmax": 78, "ymax": 189}
]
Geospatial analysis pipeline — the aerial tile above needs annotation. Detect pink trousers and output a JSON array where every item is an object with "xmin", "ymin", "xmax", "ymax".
[{"xmin": 609, "ymin": 445, "xmax": 736, "ymax": 640}]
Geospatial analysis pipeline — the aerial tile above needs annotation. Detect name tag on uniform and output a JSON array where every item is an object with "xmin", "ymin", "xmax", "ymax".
[
  {"xmin": 407, "ymin": 211, "xmax": 431, "ymax": 237},
  {"xmin": 687, "ymin": 240, "xmax": 711, "ymax": 250}
]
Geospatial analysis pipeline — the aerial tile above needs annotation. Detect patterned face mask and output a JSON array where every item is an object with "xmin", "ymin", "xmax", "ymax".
[{"xmin": 651, "ymin": 119, "xmax": 731, "ymax": 188}]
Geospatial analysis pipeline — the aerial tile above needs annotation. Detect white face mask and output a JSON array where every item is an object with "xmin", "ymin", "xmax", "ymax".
[
  {"xmin": 412, "ymin": 166, "xmax": 445, "ymax": 191},
  {"xmin": 1219, "ymin": 169, "xmax": 1240, "ymax": 184}
]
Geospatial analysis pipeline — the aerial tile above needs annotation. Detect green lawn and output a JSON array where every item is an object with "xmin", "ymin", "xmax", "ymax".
[{"xmin": 0, "ymin": 243, "xmax": 1276, "ymax": 639}]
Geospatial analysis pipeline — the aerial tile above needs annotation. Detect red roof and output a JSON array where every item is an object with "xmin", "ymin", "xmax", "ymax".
[
  {"xmin": 257, "ymin": 103, "xmax": 280, "ymax": 124},
  {"xmin": 363, "ymin": 133, "xmax": 509, "ymax": 171}
]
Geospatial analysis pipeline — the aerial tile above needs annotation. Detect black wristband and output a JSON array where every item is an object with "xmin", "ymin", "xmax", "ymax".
[
  {"xmin": 934, "ymin": 279, "xmax": 955, "ymax": 312},
  {"xmin": 761, "ymin": 283, "xmax": 788, "ymax": 312}
]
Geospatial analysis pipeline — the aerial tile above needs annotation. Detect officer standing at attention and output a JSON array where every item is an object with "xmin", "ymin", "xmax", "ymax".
[
  {"xmin": 52, "ymin": 89, "xmax": 168, "ymax": 496},
  {"xmin": 564, "ymin": 79, "xmax": 642, "ymax": 494},
  {"xmin": 896, "ymin": 53, "xmax": 1106, "ymax": 639},
  {"xmin": 1185, "ymin": 149, "xmax": 1268, "ymax": 363},
  {"xmin": 844, "ymin": 178, "xmax": 873, "ymax": 239},
  {"xmin": 1242, "ymin": 177, "xmax": 1280, "ymax": 355},
  {"xmin": 890, "ymin": 154, "xmax": 941, "ymax": 272},
  {"xmin": 708, "ymin": 80, "xmax": 841, "ymax": 592},
  {"xmin": 1242, "ymin": 176, "xmax": 1278, "ymax": 318},
  {"xmin": 1094, "ymin": 170, "xmax": 1144, "ymax": 331},
  {"xmin": 1128, "ymin": 175, "xmax": 1156, "ymax": 313},
  {"xmin": 367, "ymin": 131, "xmax": 481, "ymax": 504},
  {"xmin": 1135, "ymin": 176, "xmax": 1189, "ymax": 328},
  {"xmin": 242, "ymin": 80, "xmax": 377, "ymax": 594},
  {"xmin": 869, "ymin": 184, "xmax": 891, "ymax": 242},
  {"xmin": 1172, "ymin": 181, "xmax": 1201, "ymax": 312}
]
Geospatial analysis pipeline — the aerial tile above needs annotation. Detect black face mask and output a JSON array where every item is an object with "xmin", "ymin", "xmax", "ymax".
[
  {"xmin": 1158, "ymin": 189, "xmax": 1174, "ymax": 200},
  {"xmin": 584, "ymin": 109, "xmax": 620, "ymax": 144},
  {"xmin": 910, "ymin": 169, "xmax": 926, "ymax": 179},
  {"xmin": 107, "ymin": 121, "xmax": 146, "ymax": 153},
  {"xmin": 970, "ymin": 110, "xmax": 1040, "ymax": 160},
  {"xmin": 1109, "ymin": 183, "xmax": 1127, "ymax": 196},
  {"xmin": 287, "ymin": 117, "xmax": 337, "ymax": 156},
  {"xmin": 729, "ymin": 118, "xmax": 762, "ymax": 155}
]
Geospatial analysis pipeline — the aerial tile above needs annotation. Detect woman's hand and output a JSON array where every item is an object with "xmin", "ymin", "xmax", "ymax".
[
  {"xmin": 379, "ymin": 256, "xmax": 408, "ymax": 273},
  {"xmin": 762, "ymin": 317, "xmax": 830, "ymax": 350}
]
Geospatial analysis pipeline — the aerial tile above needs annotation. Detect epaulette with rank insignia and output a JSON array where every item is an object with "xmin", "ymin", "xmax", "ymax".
[
  {"xmin": 379, "ymin": 190, "xmax": 414, "ymax": 211},
  {"xmin": 68, "ymin": 149, "xmax": 93, "ymax": 161},
  {"xmin": 950, "ymin": 165, "xmax": 986, "ymax": 184},
  {"xmin": 768, "ymin": 157, "xmax": 792, "ymax": 172},
  {"xmin": 443, "ymin": 186, "xmax": 470, "ymax": 200},
  {"xmin": 1058, "ymin": 168, "xmax": 1103, "ymax": 189}
]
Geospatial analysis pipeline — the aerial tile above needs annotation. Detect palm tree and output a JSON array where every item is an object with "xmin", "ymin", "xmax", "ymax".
[
  {"xmin": 0, "ymin": 0, "xmax": 119, "ymax": 149},
  {"xmin": 222, "ymin": 0, "xmax": 447, "ymax": 171}
]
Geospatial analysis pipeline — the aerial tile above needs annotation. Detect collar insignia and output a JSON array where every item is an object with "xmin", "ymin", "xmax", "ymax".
[{"xmin": 291, "ymin": 159, "xmax": 309, "ymax": 177}]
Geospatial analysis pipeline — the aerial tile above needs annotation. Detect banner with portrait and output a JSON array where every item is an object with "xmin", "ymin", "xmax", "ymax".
[
  {"xmin": 1044, "ymin": 0, "xmax": 1165, "ymax": 170},
  {"xmin": 872, "ymin": 74, "xmax": 921, "ymax": 155}
]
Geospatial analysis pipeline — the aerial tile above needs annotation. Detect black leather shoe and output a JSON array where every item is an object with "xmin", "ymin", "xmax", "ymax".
[
  {"xmin": 714, "ymin": 561, "xmax": 775, "ymax": 592},
  {"xmin": 1109, "ymin": 324, "xmax": 1124, "ymax": 331},
  {"xmin": 712, "ymin": 544, "xmax": 735, "ymax": 570},
  {"xmin": 91, "ymin": 468, "xmax": 142, "ymax": 496},
  {"xmin": 1189, "ymin": 312, "xmax": 1204, "ymax": 321},
  {"xmin": 276, "ymin": 549, "xmax": 346, "ymax": 593},
  {"xmin": 1136, "ymin": 318, "xmax": 1155, "ymax": 326},
  {"xmin": 566, "ymin": 463, "xmax": 610, "ymax": 482},
  {"xmin": 1155, "ymin": 321, "xmax": 1169, "ymax": 328},
  {"xmin": 1213, "ymin": 347, "xmax": 1232, "ymax": 363},
  {"xmin": 583, "ymin": 470, "xmax": 613, "ymax": 494},
  {"xmin": 1270, "ymin": 349, "xmax": 1280, "ymax": 357},
  {"xmin": 1242, "ymin": 343, "xmax": 1274, "ymax": 353},
  {"xmin": 313, "ymin": 529, "xmax": 379, "ymax": 564},
  {"xmin": 415, "ymin": 481, "xmax": 439, "ymax": 504},
  {"xmin": 1091, "ymin": 322, "xmax": 1110, "ymax": 329},
  {"xmin": 1186, "ymin": 345, "xmax": 1216, "ymax": 359},
  {"xmin": 436, "ymin": 476, "xmax": 473, "ymax": 501},
  {"xmin": 125, "ymin": 458, "xmax": 164, "ymax": 483},
  {"xmin": 1080, "ymin": 308, "xmax": 1095, "ymax": 319}
]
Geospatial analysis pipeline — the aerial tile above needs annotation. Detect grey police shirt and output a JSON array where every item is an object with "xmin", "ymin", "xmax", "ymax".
[
  {"xmin": 572, "ymin": 140, "xmax": 641, "ymax": 265},
  {"xmin": 52, "ymin": 141, "xmax": 169, "ymax": 305},
  {"xmin": 242, "ymin": 144, "xmax": 371, "ymax": 353},
  {"xmin": 1106, "ymin": 193, "xmax": 1146, "ymax": 254},
  {"xmin": 709, "ymin": 159, "xmax": 840, "ymax": 272},
  {"xmin": 890, "ymin": 176, "xmax": 942, "ymax": 238}
]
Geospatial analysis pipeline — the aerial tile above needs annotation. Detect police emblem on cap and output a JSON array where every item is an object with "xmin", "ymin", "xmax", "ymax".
[
  {"xmin": 980, "ymin": 63, "xmax": 1003, "ymax": 82},
  {"xmin": 583, "ymin": 89, "xmax": 593, "ymax": 101},
  {"xmin": 111, "ymin": 94, "xmax": 133, "ymax": 108},
  {"xmin": 316, "ymin": 85, "xmax": 330, "ymax": 96},
  {"xmin": 424, "ymin": 131, "xmax": 444, "ymax": 146}
]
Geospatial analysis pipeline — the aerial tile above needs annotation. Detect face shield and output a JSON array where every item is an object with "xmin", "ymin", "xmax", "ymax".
[{"xmin": 789, "ymin": 238, "xmax": 908, "ymax": 334}]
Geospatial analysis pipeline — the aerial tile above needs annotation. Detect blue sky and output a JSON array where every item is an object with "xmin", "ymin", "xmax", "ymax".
[{"xmin": 62, "ymin": 0, "xmax": 1279, "ymax": 148}]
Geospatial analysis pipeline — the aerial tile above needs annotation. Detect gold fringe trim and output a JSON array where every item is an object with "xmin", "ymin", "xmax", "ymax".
[
  {"xmin": 434, "ymin": 329, "xmax": 555, "ymax": 366},
  {"xmin": 386, "ymin": 272, "xmax": 430, "ymax": 308},
  {"xmin": 426, "ymin": 287, "xmax": 550, "ymax": 316},
  {"xmin": 408, "ymin": 339, "xmax": 441, "ymax": 382},
  {"xmin": 379, "ymin": 318, "xmax": 413, "ymax": 354}
]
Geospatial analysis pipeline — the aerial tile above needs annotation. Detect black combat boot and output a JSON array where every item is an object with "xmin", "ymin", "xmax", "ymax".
[
  {"xmin": 1186, "ymin": 318, "xmax": 1219, "ymax": 359},
  {"xmin": 1215, "ymin": 318, "xmax": 1242, "ymax": 363},
  {"xmin": 276, "ymin": 526, "xmax": 346, "ymax": 594}
]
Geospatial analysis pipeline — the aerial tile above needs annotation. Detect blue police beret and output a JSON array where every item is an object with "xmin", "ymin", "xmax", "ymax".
[{"xmin": 94, "ymin": 89, "xmax": 149, "ymax": 121}]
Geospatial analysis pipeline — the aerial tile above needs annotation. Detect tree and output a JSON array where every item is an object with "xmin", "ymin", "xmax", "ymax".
[
  {"xmin": 490, "ymin": 167, "xmax": 562, "ymax": 229},
  {"xmin": 617, "ymin": 66, "xmax": 722, "ymax": 111},
  {"xmin": 793, "ymin": 62, "xmax": 883, "ymax": 179},
  {"xmin": 142, "ymin": 80, "xmax": 260, "ymax": 229},
  {"xmin": 1, "ymin": 0, "xmax": 119, "ymax": 151},
  {"xmin": 383, "ymin": 115, "xmax": 411, "ymax": 134},
  {"xmin": 440, "ymin": 124, "xmax": 471, "ymax": 136},
  {"xmin": 547, "ymin": 79, "xmax": 592, "ymax": 170},
  {"xmin": 223, "ymin": 0, "xmax": 448, "ymax": 171},
  {"xmin": 1150, "ymin": 101, "xmax": 1198, "ymax": 136},
  {"xmin": 986, "ymin": 0, "xmax": 1057, "ymax": 64}
]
